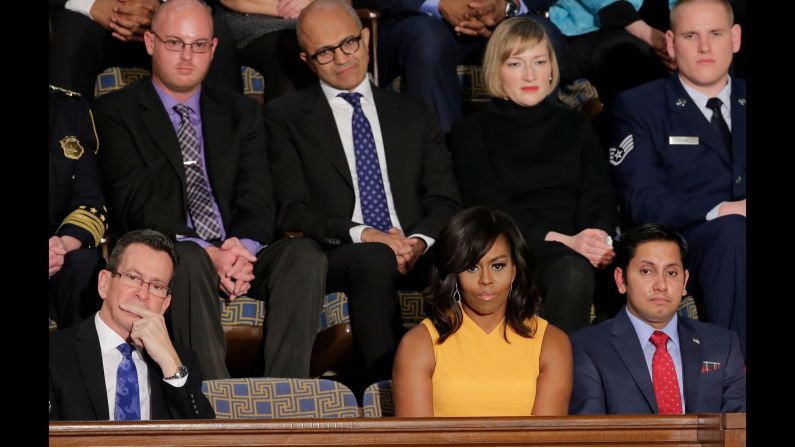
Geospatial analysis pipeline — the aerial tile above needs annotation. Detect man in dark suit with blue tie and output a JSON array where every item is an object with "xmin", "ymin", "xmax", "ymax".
[
  {"xmin": 607, "ymin": 0, "xmax": 746, "ymax": 358},
  {"xmin": 569, "ymin": 223, "xmax": 745, "ymax": 415},
  {"xmin": 50, "ymin": 229, "xmax": 215, "ymax": 421},
  {"xmin": 264, "ymin": 0, "xmax": 461, "ymax": 383}
]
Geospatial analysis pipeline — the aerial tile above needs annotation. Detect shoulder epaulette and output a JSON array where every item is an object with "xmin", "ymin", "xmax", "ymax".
[{"xmin": 49, "ymin": 84, "xmax": 82, "ymax": 97}]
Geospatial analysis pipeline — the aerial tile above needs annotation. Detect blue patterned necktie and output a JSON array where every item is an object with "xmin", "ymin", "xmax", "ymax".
[
  {"xmin": 174, "ymin": 104, "xmax": 222, "ymax": 240},
  {"xmin": 114, "ymin": 343, "xmax": 141, "ymax": 420},
  {"xmin": 706, "ymin": 97, "xmax": 732, "ymax": 161},
  {"xmin": 338, "ymin": 92, "xmax": 393, "ymax": 232}
]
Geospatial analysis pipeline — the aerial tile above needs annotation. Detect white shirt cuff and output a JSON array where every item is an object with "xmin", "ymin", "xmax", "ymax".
[
  {"xmin": 349, "ymin": 224, "xmax": 369, "ymax": 243},
  {"xmin": 163, "ymin": 373, "xmax": 188, "ymax": 388},
  {"xmin": 64, "ymin": 0, "xmax": 96, "ymax": 19},
  {"xmin": 706, "ymin": 203, "xmax": 724, "ymax": 221},
  {"xmin": 408, "ymin": 234, "xmax": 435, "ymax": 254}
]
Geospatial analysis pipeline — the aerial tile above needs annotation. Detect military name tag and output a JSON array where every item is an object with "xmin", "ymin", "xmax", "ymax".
[
  {"xmin": 669, "ymin": 136, "xmax": 699, "ymax": 145},
  {"xmin": 60, "ymin": 136, "xmax": 84, "ymax": 160}
]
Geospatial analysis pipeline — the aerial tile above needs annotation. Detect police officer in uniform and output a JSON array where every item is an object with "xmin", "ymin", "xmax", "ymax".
[
  {"xmin": 607, "ymin": 0, "xmax": 746, "ymax": 358},
  {"xmin": 49, "ymin": 84, "xmax": 108, "ymax": 328}
]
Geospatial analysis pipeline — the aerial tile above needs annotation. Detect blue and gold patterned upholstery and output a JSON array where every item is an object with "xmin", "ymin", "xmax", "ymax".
[
  {"xmin": 679, "ymin": 295, "xmax": 698, "ymax": 320},
  {"xmin": 201, "ymin": 377, "xmax": 360, "ymax": 418},
  {"xmin": 94, "ymin": 67, "xmax": 150, "ymax": 98},
  {"xmin": 218, "ymin": 297, "xmax": 265, "ymax": 327},
  {"xmin": 361, "ymin": 380, "xmax": 394, "ymax": 418},
  {"xmin": 93, "ymin": 66, "xmax": 264, "ymax": 99}
]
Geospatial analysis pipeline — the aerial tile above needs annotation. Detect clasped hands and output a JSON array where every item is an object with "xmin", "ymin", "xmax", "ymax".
[
  {"xmin": 441, "ymin": 0, "xmax": 511, "ymax": 38},
  {"xmin": 92, "ymin": 0, "xmax": 160, "ymax": 42},
  {"xmin": 206, "ymin": 237, "xmax": 257, "ymax": 300},
  {"xmin": 362, "ymin": 227, "xmax": 427, "ymax": 276}
]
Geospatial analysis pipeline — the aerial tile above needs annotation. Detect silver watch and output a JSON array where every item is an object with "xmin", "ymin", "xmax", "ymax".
[{"xmin": 164, "ymin": 365, "xmax": 188, "ymax": 380}]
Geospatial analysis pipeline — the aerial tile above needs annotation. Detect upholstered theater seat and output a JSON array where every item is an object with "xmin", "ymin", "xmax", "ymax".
[
  {"xmin": 201, "ymin": 377, "xmax": 360, "ymax": 418},
  {"xmin": 361, "ymin": 380, "xmax": 394, "ymax": 418}
]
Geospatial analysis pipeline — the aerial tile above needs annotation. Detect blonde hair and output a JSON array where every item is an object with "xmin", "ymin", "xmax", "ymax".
[{"xmin": 482, "ymin": 17, "xmax": 559, "ymax": 99}]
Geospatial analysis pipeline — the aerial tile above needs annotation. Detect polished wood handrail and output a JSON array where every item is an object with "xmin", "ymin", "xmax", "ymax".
[{"xmin": 50, "ymin": 413, "xmax": 745, "ymax": 446}]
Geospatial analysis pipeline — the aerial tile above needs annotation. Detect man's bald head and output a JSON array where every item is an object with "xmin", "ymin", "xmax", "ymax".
[
  {"xmin": 297, "ymin": 0, "xmax": 361, "ymax": 51},
  {"xmin": 152, "ymin": 0, "xmax": 214, "ymax": 36}
]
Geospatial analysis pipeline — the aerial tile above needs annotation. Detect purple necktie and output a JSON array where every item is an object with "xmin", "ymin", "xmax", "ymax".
[{"xmin": 174, "ymin": 104, "xmax": 222, "ymax": 240}]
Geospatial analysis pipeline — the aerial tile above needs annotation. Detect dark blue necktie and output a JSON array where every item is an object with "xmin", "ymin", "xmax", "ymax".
[
  {"xmin": 706, "ymin": 97, "xmax": 732, "ymax": 160},
  {"xmin": 114, "ymin": 343, "xmax": 141, "ymax": 420},
  {"xmin": 338, "ymin": 92, "xmax": 393, "ymax": 232}
]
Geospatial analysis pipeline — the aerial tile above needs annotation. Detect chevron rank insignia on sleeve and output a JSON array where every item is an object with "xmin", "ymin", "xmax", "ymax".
[{"xmin": 608, "ymin": 134, "xmax": 634, "ymax": 166}]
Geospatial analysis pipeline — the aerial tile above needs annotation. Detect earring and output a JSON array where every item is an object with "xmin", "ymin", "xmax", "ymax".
[
  {"xmin": 453, "ymin": 283, "xmax": 462, "ymax": 305},
  {"xmin": 549, "ymin": 76, "xmax": 553, "ymax": 81}
]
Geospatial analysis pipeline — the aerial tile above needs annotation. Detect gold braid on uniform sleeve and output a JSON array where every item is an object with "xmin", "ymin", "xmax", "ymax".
[{"xmin": 59, "ymin": 205, "xmax": 108, "ymax": 248}]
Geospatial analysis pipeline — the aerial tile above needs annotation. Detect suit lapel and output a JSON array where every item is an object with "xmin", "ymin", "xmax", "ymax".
[
  {"xmin": 371, "ymin": 86, "xmax": 403, "ymax": 187},
  {"xmin": 609, "ymin": 310, "xmax": 658, "ymax": 412},
  {"xmin": 304, "ymin": 83, "xmax": 353, "ymax": 188},
  {"xmin": 75, "ymin": 319, "xmax": 110, "ymax": 420},
  {"xmin": 678, "ymin": 318, "xmax": 702, "ymax": 413},
  {"xmin": 199, "ymin": 87, "xmax": 232, "ymax": 215},
  {"xmin": 730, "ymin": 82, "xmax": 747, "ymax": 172},
  {"xmin": 138, "ymin": 80, "xmax": 187, "ymax": 187},
  {"xmin": 666, "ymin": 77, "xmax": 731, "ymax": 166}
]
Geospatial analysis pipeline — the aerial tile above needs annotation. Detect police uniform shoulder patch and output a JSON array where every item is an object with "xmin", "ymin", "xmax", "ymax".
[
  {"xmin": 49, "ymin": 84, "xmax": 81, "ymax": 97},
  {"xmin": 608, "ymin": 134, "xmax": 634, "ymax": 166}
]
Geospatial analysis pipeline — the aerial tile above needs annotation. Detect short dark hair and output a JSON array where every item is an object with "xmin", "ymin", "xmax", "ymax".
[
  {"xmin": 427, "ymin": 207, "xmax": 540, "ymax": 343},
  {"xmin": 107, "ymin": 229, "xmax": 180, "ymax": 285},
  {"xmin": 614, "ymin": 223, "xmax": 688, "ymax": 272},
  {"xmin": 670, "ymin": 0, "xmax": 734, "ymax": 31}
]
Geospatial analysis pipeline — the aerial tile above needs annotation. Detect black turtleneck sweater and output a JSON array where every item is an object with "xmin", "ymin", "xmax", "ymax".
[{"xmin": 448, "ymin": 98, "xmax": 617, "ymax": 244}]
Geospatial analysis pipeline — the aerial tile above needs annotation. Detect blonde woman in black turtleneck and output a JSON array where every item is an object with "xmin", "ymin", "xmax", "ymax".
[{"xmin": 448, "ymin": 17, "xmax": 618, "ymax": 333}]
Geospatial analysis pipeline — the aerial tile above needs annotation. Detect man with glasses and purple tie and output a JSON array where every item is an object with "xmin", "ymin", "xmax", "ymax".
[
  {"xmin": 93, "ymin": 0, "xmax": 326, "ymax": 381},
  {"xmin": 50, "ymin": 229, "xmax": 215, "ymax": 420},
  {"xmin": 264, "ymin": 0, "xmax": 461, "ymax": 385}
]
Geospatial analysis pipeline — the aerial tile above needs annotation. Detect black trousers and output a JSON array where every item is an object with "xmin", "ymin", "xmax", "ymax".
[
  {"xmin": 49, "ymin": 247, "xmax": 105, "ymax": 328},
  {"xmin": 325, "ymin": 242, "xmax": 433, "ymax": 382},
  {"xmin": 167, "ymin": 238, "xmax": 326, "ymax": 379},
  {"xmin": 49, "ymin": 9, "xmax": 242, "ymax": 101}
]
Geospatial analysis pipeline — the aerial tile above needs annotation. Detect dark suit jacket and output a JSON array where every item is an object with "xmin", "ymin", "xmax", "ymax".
[
  {"xmin": 49, "ymin": 317, "xmax": 215, "ymax": 420},
  {"xmin": 94, "ymin": 77, "xmax": 275, "ymax": 244},
  {"xmin": 264, "ymin": 82, "xmax": 461, "ymax": 247},
  {"xmin": 608, "ymin": 75, "xmax": 747, "ymax": 230},
  {"xmin": 569, "ymin": 307, "xmax": 746, "ymax": 414},
  {"xmin": 49, "ymin": 85, "xmax": 108, "ymax": 247}
]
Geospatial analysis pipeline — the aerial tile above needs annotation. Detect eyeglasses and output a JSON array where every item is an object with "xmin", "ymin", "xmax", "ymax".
[
  {"xmin": 151, "ymin": 31, "xmax": 213, "ymax": 53},
  {"xmin": 308, "ymin": 34, "xmax": 362, "ymax": 65},
  {"xmin": 111, "ymin": 270, "xmax": 172, "ymax": 298}
]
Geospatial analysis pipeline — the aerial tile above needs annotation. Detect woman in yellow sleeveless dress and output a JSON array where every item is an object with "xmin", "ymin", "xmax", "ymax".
[{"xmin": 393, "ymin": 207, "xmax": 573, "ymax": 416}]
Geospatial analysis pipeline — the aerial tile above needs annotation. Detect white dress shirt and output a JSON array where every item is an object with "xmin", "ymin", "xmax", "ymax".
[
  {"xmin": 319, "ymin": 77, "xmax": 434, "ymax": 250},
  {"xmin": 95, "ymin": 312, "xmax": 187, "ymax": 420}
]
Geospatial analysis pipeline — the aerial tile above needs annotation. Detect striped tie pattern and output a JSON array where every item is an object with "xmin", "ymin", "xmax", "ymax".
[{"xmin": 174, "ymin": 104, "xmax": 221, "ymax": 240}]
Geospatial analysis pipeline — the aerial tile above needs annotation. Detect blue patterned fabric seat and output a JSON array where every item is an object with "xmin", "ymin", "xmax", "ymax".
[
  {"xmin": 361, "ymin": 380, "xmax": 394, "ymax": 418},
  {"xmin": 201, "ymin": 377, "xmax": 359, "ymax": 418}
]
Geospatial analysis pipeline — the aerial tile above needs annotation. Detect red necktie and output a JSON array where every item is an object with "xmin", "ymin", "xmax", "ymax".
[{"xmin": 650, "ymin": 330, "xmax": 683, "ymax": 414}]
